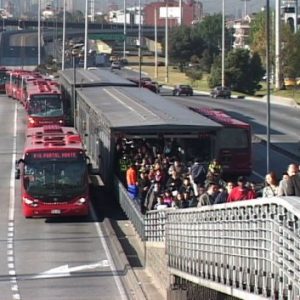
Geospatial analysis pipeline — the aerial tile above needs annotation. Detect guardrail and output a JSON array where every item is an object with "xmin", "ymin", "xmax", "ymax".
[
  {"xmin": 114, "ymin": 177, "xmax": 145, "ymax": 240},
  {"xmin": 116, "ymin": 180, "xmax": 300, "ymax": 298},
  {"xmin": 165, "ymin": 197, "xmax": 300, "ymax": 299}
]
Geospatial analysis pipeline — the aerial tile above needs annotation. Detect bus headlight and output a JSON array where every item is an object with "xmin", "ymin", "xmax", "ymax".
[
  {"xmin": 28, "ymin": 117, "xmax": 35, "ymax": 125},
  {"xmin": 23, "ymin": 197, "xmax": 38, "ymax": 207},
  {"xmin": 76, "ymin": 197, "xmax": 87, "ymax": 205}
]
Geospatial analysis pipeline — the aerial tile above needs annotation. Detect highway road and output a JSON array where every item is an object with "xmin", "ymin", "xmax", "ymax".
[{"xmin": 0, "ymin": 96, "xmax": 131, "ymax": 300}]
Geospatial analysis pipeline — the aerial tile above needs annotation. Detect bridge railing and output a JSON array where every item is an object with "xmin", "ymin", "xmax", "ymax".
[
  {"xmin": 142, "ymin": 197, "xmax": 300, "ymax": 299},
  {"xmin": 164, "ymin": 197, "xmax": 300, "ymax": 299},
  {"xmin": 114, "ymin": 177, "xmax": 145, "ymax": 240}
]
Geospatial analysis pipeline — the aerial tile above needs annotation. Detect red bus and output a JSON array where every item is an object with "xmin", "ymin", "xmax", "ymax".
[
  {"xmin": 15, "ymin": 125, "xmax": 90, "ymax": 218},
  {"xmin": 190, "ymin": 107, "xmax": 252, "ymax": 176},
  {"xmin": 16, "ymin": 72, "xmax": 44, "ymax": 105},
  {"xmin": 23, "ymin": 79, "xmax": 65, "ymax": 127},
  {"xmin": 5, "ymin": 69, "xmax": 33, "ymax": 99}
]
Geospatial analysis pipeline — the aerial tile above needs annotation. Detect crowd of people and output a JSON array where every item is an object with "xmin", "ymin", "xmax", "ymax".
[{"xmin": 116, "ymin": 138, "xmax": 300, "ymax": 214}]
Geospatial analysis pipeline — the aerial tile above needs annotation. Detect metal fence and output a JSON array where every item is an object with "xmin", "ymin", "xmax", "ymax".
[
  {"xmin": 165, "ymin": 197, "xmax": 300, "ymax": 300},
  {"xmin": 114, "ymin": 177, "xmax": 145, "ymax": 240},
  {"xmin": 115, "ymin": 180, "xmax": 300, "ymax": 299}
]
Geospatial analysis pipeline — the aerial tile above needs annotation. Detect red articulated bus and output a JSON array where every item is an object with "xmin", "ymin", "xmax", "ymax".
[
  {"xmin": 23, "ymin": 79, "xmax": 65, "ymax": 128},
  {"xmin": 16, "ymin": 72, "xmax": 44, "ymax": 105},
  {"xmin": 190, "ymin": 107, "xmax": 252, "ymax": 176},
  {"xmin": 15, "ymin": 125, "xmax": 90, "ymax": 218},
  {"xmin": 5, "ymin": 69, "xmax": 34, "ymax": 99}
]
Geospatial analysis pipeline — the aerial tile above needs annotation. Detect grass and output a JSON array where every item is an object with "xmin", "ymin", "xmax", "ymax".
[{"xmin": 126, "ymin": 56, "xmax": 300, "ymax": 105}]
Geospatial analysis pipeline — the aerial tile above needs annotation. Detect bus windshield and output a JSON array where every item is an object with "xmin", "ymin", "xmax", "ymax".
[
  {"xmin": 28, "ymin": 95, "xmax": 63, "ymax": 117},
  {"xmin": 23, "ymin": 160, "xmax": 87, "ymax": 201}
]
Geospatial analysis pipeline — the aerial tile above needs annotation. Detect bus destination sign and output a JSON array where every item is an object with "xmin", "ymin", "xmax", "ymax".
[{"xmin": 30, "ymin": 151, "xmax": 79, "ymax": 160}]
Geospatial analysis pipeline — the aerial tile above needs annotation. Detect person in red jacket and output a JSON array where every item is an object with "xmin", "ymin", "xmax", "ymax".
[
  {"xmin": 227, "ymin": 176, "xmax": 256, "ymax": 202},
  {"xmin": 126, "ymin": 163, "xmax": 138, "ymax": 199}
]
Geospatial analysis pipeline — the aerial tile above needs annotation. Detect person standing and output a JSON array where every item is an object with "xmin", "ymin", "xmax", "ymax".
[
  {"xmin": 227, "ymin": 176, "xmax": 256, "ymax": 202},
  {"xmin": 262, "ymin": 171, "xmax": 279, "ymax": 198},
  {"xmin": 138, "ymin": 171, "xmax": 151, "ymax": 214},
  {"xmin": 278, "ymin": 172, "xmax": 289, "ymax": 196},
  {"xmin": 126, "ymin": 163, "xmax": 138, "ymax": 199},
  {"xmin": 286, "ymin": 163, "xmax": 300, "ymax": 196}
]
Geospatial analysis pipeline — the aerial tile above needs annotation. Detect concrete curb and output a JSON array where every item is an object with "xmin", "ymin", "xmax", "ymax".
[{"xmin": 101, "ymin": 218, "xmax": 147, "ymax": 300}]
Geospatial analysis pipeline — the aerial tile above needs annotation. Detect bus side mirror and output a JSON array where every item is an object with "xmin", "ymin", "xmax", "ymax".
[{"xmin": 15, "ymin": 159, "xmax": 21, "ymax": 179}]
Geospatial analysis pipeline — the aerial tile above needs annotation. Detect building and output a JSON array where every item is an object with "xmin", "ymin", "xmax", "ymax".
[
  {"xmin": 232, "ymin": 15, "xmax": 252, "ymax": 49},
  {"xmin": 143, "ymin": 0, "xmax": 203, "ymax": 27}
]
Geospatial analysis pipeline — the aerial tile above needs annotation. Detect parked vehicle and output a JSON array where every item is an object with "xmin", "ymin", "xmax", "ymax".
[
  {"xmin": 173, "ymin": 84, "xmax": 193, "ymax": 96},
  {"xmin": 210, "ymin": 86, "xmax": 231, "ymax": 99}
]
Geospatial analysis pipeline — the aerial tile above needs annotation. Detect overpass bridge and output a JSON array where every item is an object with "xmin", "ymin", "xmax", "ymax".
[{"xmin": 2, "ymin": 18, "xmax": 165, "ymax": 40}]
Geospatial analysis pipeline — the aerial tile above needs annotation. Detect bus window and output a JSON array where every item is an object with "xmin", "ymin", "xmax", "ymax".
[{"xmin": 216, "ymin": 128, "xmax": 249, "ymax": 149}]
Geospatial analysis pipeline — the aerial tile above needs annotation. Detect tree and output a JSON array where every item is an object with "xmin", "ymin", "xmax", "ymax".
[
  {"xmin": 281, "ymin": 24, "xmax": 300, "ymax": 78},
  {"xmin": 168, "ymin": 26, "xmax": 194, "ymax": 71},
  {"xmin": 249, "ymin": 10, "xmax": 274, "ymax": 66},
  {"xmin": 209, "ymin": 49, "xmax": 264, "ymax": 95}
]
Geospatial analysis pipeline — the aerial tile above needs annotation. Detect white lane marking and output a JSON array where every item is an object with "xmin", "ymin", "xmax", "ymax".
[
  {"xmin": 33, "ymin": 260, "xmax": 110, "ymax": 279},
  {"xmin": 8, "ymin": 103, "xmax": 21, "ymax": 300},
  {"xmin": 90, "ymin": 206, "xmax": 128, "ymax": 300}
]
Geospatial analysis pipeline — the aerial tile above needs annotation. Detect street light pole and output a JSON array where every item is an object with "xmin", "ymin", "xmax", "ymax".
[
  {"xmin": 275, "ymin": 0, "xmax": 281, "ymax": 90},
  {"xmin": 266, "ymin": 0, "xmax": 271, "ymax": 172},
  {"xmin": 38, "ymin": 0, "xmax": 41, "ymax": 66},
  {"xmin": 154, "ymin": 8, "xmax": 158, "ymax": 79},
  {"xmin": 221, "ymin": 0, "xmax": 225, "ymax": 88},
  {"xmin": 84, "ymin": 0, "xmax": 88, "ymax": 70},
  {"xmin": 123, "ymin": 0, "xmax": 126, "ymax": 59},
  {"xmin": 61, "ymin": 0, "xmax": 66, "ymax": 70},
  {"xmin": 72, "ymin": 51, "xmax": 77, "ymax": 128},
  {"xmin": 165, "ymin": 0, "xmax": 169, "ymax": 83},
  {"xmin": 138, "ymin": 0, "xmax": 142, "ymax": 87}
]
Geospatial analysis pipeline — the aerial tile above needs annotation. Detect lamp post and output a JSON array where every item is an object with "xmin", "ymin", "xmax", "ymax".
[
  {"xmin": 154, "ymin": 8, "xmax": 158, "ymax": 79},
  {"xmin": 266, "ymin": 0, "xmax": 271, "ymax": 172},
  {"xmin": 38, "ymin": 0, "xmax": 41, "ymax": 66},
  {"xmin": 138, "ymin": 0, "xmax": 142, "ymax": 87},
  {"xmin": 123, "ymin": 0, "xmax": 126, "ymax": 59},
  {"xmin": 72, "ymin": 50, "xmax": 77, "ymax": 128},
  {"xmin": 165, "ymin": 0, "xmax": 169, "ymax": 83},
  {"xmin": 61, "ymin": 0, "xmax": 66, "ymax": 70},
  {"xmin": 84, "ymin": 0, "xmax": 88, "ymax": 70},
  {"xmin": 221, "ymin": 0, "xmax": 225, "ymax": 88}
]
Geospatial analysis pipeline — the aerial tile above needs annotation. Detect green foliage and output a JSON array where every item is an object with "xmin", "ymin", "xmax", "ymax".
[
  {"xmin": 209, "ymin": 49, "xmax": 264, "ymax": 95},
  {"xmin": 168, "ymin": 26, "xmax": 194, "ymax": 68},
  {"xmin": 168, "ymin": 14, "xmax": 232, "ymax": 72},
  {"xmin": 208, "ymin": 56, "xmax": 222, "ymax": 88},
  {"xmin": 185, "ymin": 68, "xmax": 203, "ymax": 83}
]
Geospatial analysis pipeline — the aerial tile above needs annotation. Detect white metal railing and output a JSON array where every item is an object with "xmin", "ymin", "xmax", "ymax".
[{"xmin": 143, "ymin": 197, "xmax": 300, "ymax": 299}]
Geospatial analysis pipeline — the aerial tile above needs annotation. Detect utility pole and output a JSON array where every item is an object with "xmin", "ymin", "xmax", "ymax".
[
  {"xmin": 266, "ymin": 0, "xmax": 271, "ymax": 172},
  {"xmin": 221, "ymin": 0, "xmax": 225, "ymax": 88},
  {"xmin": 154, "ymin": 8, "xmax": 158, "ymax": 79},
  {"xmin": 138, "ymin": 0, "xmax": 142, "ymax": 87},
  {"xmin": 275, "ymin": 0, "xmax": 281, "ymax": 89},
  {"xmin": 84, "ymin": 0, "xmax": 88, "ymax": 70},
  {"xmin": 38, "ymin": 0, "xmax": 41, "ymax": 66},
  {"xmin": 62, "ymin": 0, "xmax": 66, "ymax": 70},
  {"xmin": 123, "ymin": 0, "xmax": 126, "ymax": 59},
  {"xmin": 165, "ymin": 0, "xmax": 169, "ymax": 83}
]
